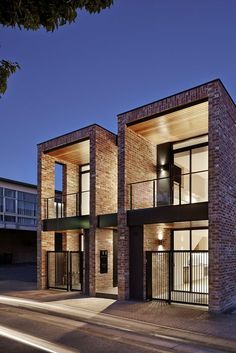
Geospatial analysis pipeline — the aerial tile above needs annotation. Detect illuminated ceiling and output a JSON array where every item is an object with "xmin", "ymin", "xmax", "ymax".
[
  {"xmin": 47, "ymin": 139, "xmax": 90, "ymax": 165},
  {"xmin": 128, "ymin": 101, "xmax": 208, "ymax": 144}
]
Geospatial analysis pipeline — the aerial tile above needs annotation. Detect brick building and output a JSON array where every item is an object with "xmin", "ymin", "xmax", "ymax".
[
  {"xmin": 0, "ymin": 177, "xmax": 37, "ymax": 264},
  {"xmin": 38, "ymin": 79, "xmax": 236, "ymax": 313}
]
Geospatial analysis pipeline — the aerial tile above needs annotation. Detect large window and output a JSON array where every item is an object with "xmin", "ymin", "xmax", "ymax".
[
  {"xmin": 173, "ymin": 229, "xmax": 208, "ymax": 294},
  {"xmin": 173, "ymin": 138, "xmax": 208, "ymax": 205},
  {"xmin": 18, "ymin": 191, "xmax": 37, "ymax": 217},
  {"xmin": 0, "ymin": 187, "xmax": 3, "ymax": 213},
  {"xmin": 80, "ymin": 164, "xmax": 90, "ymax": 215},
  {"xmin": 0, "ymin": 187, "xmax": 37, "ymax": 226}
]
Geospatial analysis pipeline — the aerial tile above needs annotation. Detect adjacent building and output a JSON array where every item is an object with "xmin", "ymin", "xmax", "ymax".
[
  {"xmin": 38, "ymin": 79, "xmax": 236, "ymax": 313},
  {"xmin": 0, "ymin": 177, "xmax": 37, "ymax": 264}
]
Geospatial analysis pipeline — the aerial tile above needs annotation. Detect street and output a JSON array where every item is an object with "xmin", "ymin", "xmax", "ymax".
[{"xmin": 0, "ymin": 296, "xmax": 235, "ymax": 353}]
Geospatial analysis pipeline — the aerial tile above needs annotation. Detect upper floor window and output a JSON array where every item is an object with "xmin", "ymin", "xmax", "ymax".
[
  {"xmin": 173, "ymin": 136, "xmax": 208, "ymax": 204},
  {"xmin": 80, "ymin": 164, "xmax": 90, "ymax": 216}
]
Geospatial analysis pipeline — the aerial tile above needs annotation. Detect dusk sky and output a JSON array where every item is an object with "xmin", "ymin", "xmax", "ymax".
[{"xmin": 1, "ymin": 0, "xmax": 236, "ymax": 185}]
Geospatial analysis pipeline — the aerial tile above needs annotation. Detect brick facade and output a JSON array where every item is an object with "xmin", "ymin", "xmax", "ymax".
[
  {"xmin": 38, "ymin": 80, "xmax": 236, "ymax": 313},
  {"xmin": 118, "ymin": 80, "xmax": 236, "ymax": 312},
  {"xmin": 37, "ymin": 124, "xmax": 117, "ymax": 295}
]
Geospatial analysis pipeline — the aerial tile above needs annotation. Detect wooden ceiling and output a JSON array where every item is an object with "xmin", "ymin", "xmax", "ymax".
[
  {"xmin": 129, "ymin": 101, "xmax": 208, "ymax": 144},
  {"xmin": 47, "ymin": 139, "xmax": 90, "ymax": 165}
]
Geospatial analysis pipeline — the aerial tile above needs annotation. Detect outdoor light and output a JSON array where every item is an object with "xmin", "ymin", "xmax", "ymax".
[{"xmin": 157, "ymin": 238, "xmax": 163, "ymax": 246}]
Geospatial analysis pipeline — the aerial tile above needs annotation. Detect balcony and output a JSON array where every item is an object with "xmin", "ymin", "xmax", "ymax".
[
  {"xmin": 44, "ymin": 191, "xmax": 90, "ymax": 219},
  {"xmin": 128, "ymin": 171, "xmax": 208, "ymax": 210}
]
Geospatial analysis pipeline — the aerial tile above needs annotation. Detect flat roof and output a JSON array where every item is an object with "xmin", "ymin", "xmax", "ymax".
[
  {"xmin": 0, "ymin": 177, "xmax": 37, "ymax": 189},
  {"xmin": 117, "ymin": 78, "xmax": 235, "ymax": 117},
  {"xmin": 37, "ymin": 123, "xmax": 117, "ymax": 146}
]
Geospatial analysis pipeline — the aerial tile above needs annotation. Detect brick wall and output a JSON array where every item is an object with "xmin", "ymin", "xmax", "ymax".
[
  {"xmin": 143, "ymin": 224, "xmax": 170, "ymax": 299},
  {"xmin": 95, "ymin": 126, "xmax": 117, "ymax": 215},
  {"xmin": 208, "ymin": 81, "xmax": 236, "ymax": 312},
  {"xmin": 95, "ymin": 228, "xmax": 113, "ymax": 292},
  {"xmin": 118, "ymin": 125, "xmax": 156, "ymax": 299}
]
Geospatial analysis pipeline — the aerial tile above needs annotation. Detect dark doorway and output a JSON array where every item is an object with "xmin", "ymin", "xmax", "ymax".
[
  {"xmin": 55, "ymin": 233, "xmax": 63, "ymax": 252},
  {"xmin": 113, "ymin": 230, "xmax": 118, "ymax": 287}
]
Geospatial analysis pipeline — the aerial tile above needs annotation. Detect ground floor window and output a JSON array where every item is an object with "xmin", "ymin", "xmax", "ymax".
[{"xmin": 172, "ymin": 228, "xmax": 208, "ymax": 297}]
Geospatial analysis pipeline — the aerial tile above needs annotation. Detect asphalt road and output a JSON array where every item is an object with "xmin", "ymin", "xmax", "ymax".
[
  {"xmin": 0, "ymin": 301, "xmax": 234, "ymax": 353},
  {"xmin": 0, "ymin": 304, "xmax": 169, "ymax": 353}
]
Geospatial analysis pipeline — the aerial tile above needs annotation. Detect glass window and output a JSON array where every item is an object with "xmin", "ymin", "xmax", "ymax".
[
  {"xmin": 18, "ymin": 200, "xmax": 37, "ymax": 217},
  {"xmin": 0, "ymin": 187, "xmax": 3, "ymax": 196},
  {"xmin": 181, "ymin": 174, "xmax": 190, "ymax": 204},
  {"xmin": 191, "ymin": 171, "xmax": 208, "ymax": 203},
  {"xmin": 5, "ymin": 215, "xmax": 16, "ymax": 223},
  {"xmin": 18, "ymin": 217, "xmax": 37, "ymax": 226},
  {"xmin": 5, "ymin": 188, "xmax": 16, "ymax": 198},
  {"xmin": 81, "ymin": 172, "xmax": 90, "ymax": 191},
  {"xmin": 192, "ymin": 229, "xmax": 208, "ymax": 250},
  {"xmin": 18, "ymin": 191, "xmax": 36, "ymax": 202},
  {"xmin": 0, "ymin": 197, "xmax": 3, "ymax": 213},
  {"xmin": 81, "ymin": 164, "xmax": 90, "ymax": 172},
  {"xmin": 174, "ymin": 230, "xmax": 190, "ymax": 250},
  {"xmin": 174, "ymin": 151, "xmax": 190, "ymax": 174},
  {"xmin": 192, "ymin": 146, "xmax": 208, "ymax": 172},
  {"xmin": 173, "ymin": 135, "xmax": 208, "ymax": 150},
  {"xmin": 5, "ymin": 198, "xmax": 16, "ymax": 213},
  {"xmin": 81, "ymin": 192, "xmax": 90, "ymax": 215}
]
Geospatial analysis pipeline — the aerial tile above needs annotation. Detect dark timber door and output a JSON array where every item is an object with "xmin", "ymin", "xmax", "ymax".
[
  {"xmin": 113, "ymin": 230, "xmax": 118, "ymax": 287},
  {"xmin": 129, "ymin": 226, "xmax": 144, "ymax": 300}
]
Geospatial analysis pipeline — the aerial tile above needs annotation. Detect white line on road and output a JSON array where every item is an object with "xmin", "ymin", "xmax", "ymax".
[{"xmin": 0, "ymin": 325, "xmax": 79, "ymax": 353}]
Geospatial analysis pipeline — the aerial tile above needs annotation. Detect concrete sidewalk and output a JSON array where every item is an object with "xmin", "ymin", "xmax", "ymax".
[{"xmin": 1, "ymin": 289, "xmax": 236, "ymax": 343}]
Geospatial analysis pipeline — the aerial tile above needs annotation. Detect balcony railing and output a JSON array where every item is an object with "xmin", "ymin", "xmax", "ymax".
[
  {"xmin": 44, "ymin": 191, "xmax": 89, "ymax": 219},
  {"xmin": 128, "ymin": 171, "xmax": 208, "ymax": 210}
]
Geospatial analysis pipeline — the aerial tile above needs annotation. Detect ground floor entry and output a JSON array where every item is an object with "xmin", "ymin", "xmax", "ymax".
[
  {"xmin": 146, "ymin": 250, "xmax": 208, "ymax": 306},
  {"xmin": 47, "ymin": 251, "xmax": 83, "ymax": 291}
]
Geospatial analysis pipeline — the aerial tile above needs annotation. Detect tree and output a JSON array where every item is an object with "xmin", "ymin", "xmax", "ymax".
[{"xmin": 0, "ymin": 0, "xmax": 113, "ymax": 96}]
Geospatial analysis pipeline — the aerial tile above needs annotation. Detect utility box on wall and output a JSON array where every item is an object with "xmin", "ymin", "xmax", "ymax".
[{"xmin": 100, "ymin": 250, "xmax": 108, "ymax": 273}]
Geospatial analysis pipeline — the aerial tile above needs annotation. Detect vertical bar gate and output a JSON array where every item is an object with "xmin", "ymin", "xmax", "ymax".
[{"xmin": 146, "ymin": 250, "xmax": 208, "ymax": 306}]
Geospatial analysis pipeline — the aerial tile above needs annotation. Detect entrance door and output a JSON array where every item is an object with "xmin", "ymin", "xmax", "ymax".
[
  {"xmin": 70, "ymin": 251, "xmax": 83, "ymax": 291},
  {"xmin": 146, "ymin": 249, "xmax": 208, "ymax": 305},
  {"xmin": 47, "ymin": 251, "xmax": 83, "ymax": 291},
  {"xmin": 113, "ymin": 230, "xmax": 118, "ymax": 287}
]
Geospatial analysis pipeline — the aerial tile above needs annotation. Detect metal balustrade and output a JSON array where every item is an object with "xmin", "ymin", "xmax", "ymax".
[
  {"xmin": 44, "ymin": 191, "xmax": 89, "ymax": 219},
  {"xmin": 128, "ymin": 170, "xmax": 208, "ymax": 210}
]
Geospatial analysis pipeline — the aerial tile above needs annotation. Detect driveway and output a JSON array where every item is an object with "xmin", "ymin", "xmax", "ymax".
[{"xmin": 0, "ymin": 263, "xmax": 37, "ymax": 292}]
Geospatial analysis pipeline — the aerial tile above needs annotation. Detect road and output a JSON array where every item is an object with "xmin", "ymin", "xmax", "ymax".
[{"xmin": 0, "ymin": 297, "xmax": 235, "ymax": 353}]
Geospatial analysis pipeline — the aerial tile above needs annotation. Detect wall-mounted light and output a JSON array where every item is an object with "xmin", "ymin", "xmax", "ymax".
[{"xmin": 157, "ymin": 230, "xmax": 164, "ymax": 251}]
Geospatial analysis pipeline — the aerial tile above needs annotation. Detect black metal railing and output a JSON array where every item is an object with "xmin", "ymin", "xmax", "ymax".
[
  {"xmin": 146, "ymin": 250, "xmax": 208, "ymax": 306},
  {"xmin": 128, "ymin": 170, "xmax": 208, "ymax": 210},
  {"xmin": 44, "ymin": 191, "xmax": 89, "ymax": 219}
]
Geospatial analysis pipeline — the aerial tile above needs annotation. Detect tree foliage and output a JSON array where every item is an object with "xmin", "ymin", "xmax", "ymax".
[
  {"xmin": 0, "ymin": 60, "xmax": 20, "ymax": 95},
  {"xmin": 0, "ymin": 0, "xmax": 113, "ymax": 97},
  {"xmin": 0, "ymin": 0, "xmax": 113, "ymax": 31}
]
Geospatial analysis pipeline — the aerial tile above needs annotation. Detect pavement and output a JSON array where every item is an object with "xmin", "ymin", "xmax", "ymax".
[{"xmin": 1, "ymin": 264, "xmax": 236, "ymax": 349}]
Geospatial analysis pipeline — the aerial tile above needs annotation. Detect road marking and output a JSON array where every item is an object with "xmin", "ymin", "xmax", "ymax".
[{"xmin": 0, "ymin": 325, "xmax": 79, "ymax": 353}]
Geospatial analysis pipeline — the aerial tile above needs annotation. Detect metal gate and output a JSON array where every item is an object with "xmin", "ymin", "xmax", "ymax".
[
  {"xmin": 146, "ymin": 251, "xmax": 208, "ymax": 306},
  {"xmin": 47, "ymin": 251, "xmax": 83, "ymax": 291}
]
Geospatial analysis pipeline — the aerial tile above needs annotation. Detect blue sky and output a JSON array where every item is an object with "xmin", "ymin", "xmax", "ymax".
[{"xmin": 1, "ymin": 0, "xmax": 236, "ymax": 184}]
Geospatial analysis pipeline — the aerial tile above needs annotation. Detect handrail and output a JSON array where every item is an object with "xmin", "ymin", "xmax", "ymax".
[
  {"xmin": 127, "ymin": 169, "xmax": 208, "ymax": 186},
  {"xmin": 129, "ymin": 170, "xmax": 208, "ymax": 210},
  {"xmin": 45, "ymin": 190, "xmax": 89, "ymax": 201},
  {"xmin": 44, "ymin": 190, "xmax": 90, "ymax": 219}
]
